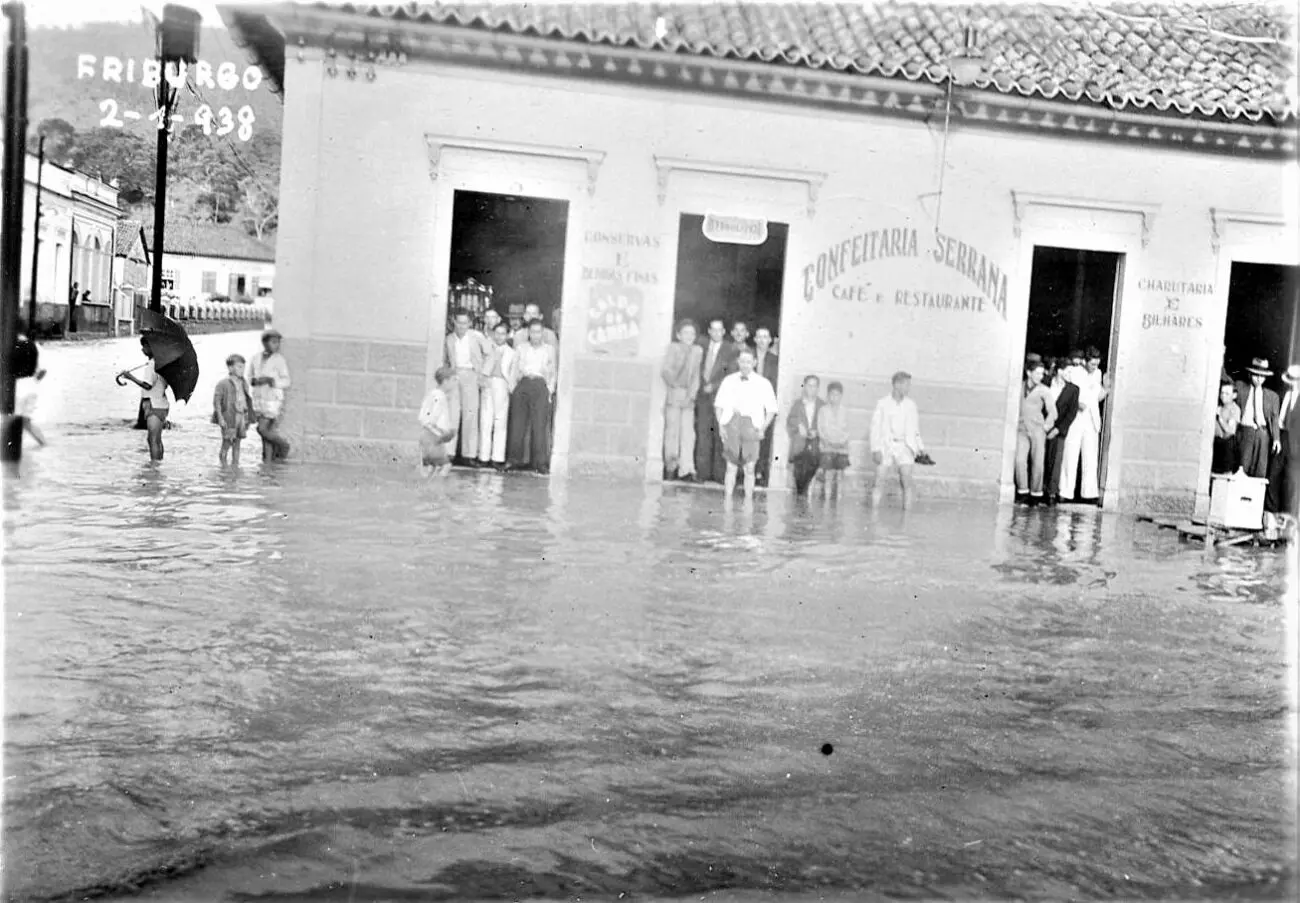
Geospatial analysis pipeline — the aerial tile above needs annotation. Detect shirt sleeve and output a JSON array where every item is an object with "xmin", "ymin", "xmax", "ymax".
[
  {"xmin": 273, "ymin": 356, "xmax": 291, "ymax": 389},
  {"xmin": 762, "ymin": 379, "xmax": 778, "ymax": 420},
  {"xmin": 870, "ymin": 400, "xmax": 885, "ymax": 453},
  {"xmin": 714, "ymin": 377, "xmax": 734, "ymax": 422}
]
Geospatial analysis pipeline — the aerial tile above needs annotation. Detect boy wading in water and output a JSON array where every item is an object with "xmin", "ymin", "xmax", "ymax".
[
  {"xmin": 418, "ymin": 367, "xmax": 458, "ymax": 478},
  {"xmin": 817, "ymin": 381, "xmax": 851, "ymax": 500},
  {"xmin": 116, "ymin": 335, "xmax": 170, "ymax": 462},
  {"xmin": 213, "ymin": 354, "xmax": 254, "ymax": 466},
  {"xmin": 870, "ymin": 371, "xmax": 926, "ymax": 509},
  {"xmin": 14, "ymin": 368, "xmax": 48, "ymax": 449},
  {"xmin": 713, "ymin": 348, "xmax": 778, "ymax": 500}
]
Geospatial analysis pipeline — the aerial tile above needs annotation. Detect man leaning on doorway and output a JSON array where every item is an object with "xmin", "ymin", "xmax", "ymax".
[
  {"xmin": 1234, "ymin": 357, "xmax": 1280, "ymax": 480},
  {"xmin": 1267, "ymin": 363, "xmax": 1299, "ymax": 517},
  {"xmin": 444, "ymin": 308, "xmax": 492, "ymax": 465}
]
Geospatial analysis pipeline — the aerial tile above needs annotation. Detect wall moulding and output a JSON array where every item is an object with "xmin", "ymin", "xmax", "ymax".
[
  {"xmin": 653, "ymin": 155, "xmax": 828, "ymax": 218},
  {"xmin": 423, "ymin": 134, "xmax": 606, "ymax": 195},
  {"xmin": 1208, "ymin": 207, "xmax": 1288, "ymax": 256},
  {"xmin": 1010, "ymin": 190, "xmax": 1161, "ymax": 247}
]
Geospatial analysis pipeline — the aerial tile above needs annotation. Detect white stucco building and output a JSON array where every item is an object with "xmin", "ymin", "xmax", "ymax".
[
  {"xmin": 142, "ymin": 221, "xmax": 276, "ymax": 304},
  {"xmin": 223, "ymin": 1, "xmax": 1298, "ymax": 513}
]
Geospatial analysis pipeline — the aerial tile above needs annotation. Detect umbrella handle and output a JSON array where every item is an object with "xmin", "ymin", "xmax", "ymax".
[{"xmin": 115, "ymin": 362, "xmax": 148, "ymax": 386}]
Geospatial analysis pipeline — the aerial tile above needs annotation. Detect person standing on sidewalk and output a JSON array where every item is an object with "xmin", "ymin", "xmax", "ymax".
[
  {"xmin": 1015, "ymin": 355, "xmax": 1056, "ymax": 505},
  {"xmin": 1234, "ymin": 357, "xmax": 1279, "ymax": 479},
  {"xmin": 694, "ymin": 318, "xmax": 733, "ymax": 483},
  {"xmin": 1268, "ymin": 364, "xmax": 1299, "ymax": 517},
  {"xmin": 506, "ymin": 319, "xmax": 557, "ymax": 474},
  {"xmin": 477, "ymin": 321, "xmax": 516, "ymax": 470},
  {"xmin": 443, "ymin": 309, "xmax": 490, "ymax": 465},
  {"xmin": 661, "ymin": 318, "xmax": 702, "ymax": 481},
  {"xmin": 248, "ymin": 328, "xmax": 292, "ymax": 462}
]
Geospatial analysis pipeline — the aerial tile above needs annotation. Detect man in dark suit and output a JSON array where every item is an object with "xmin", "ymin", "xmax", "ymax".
[
  {"xmin": 1043, "ymin": 357, "xmax": 1080, "ymax": 506},
  {"xmin": 694, "ymin": 318, "xmax": 735, "ymax": 483},
  {"xmin": 752, "ymin": 325, "xmax": 780, "ymax": 486},
  {"xmin": 1268, "ymin": 363, "xmax": 1299, "ymax": 517},
  {"xmin": 1234, "ymin": 356, "xmax": 1281, "ymax": 480}
]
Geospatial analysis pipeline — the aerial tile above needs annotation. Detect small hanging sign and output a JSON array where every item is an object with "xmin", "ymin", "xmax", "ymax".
[{"xmin": 702, "ymin": 213, "xmax": 768, "ymax": 246}]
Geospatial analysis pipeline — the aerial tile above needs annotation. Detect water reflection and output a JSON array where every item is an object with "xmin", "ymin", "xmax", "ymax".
[{"xmin": 3, "ymin": 332, "xmax": 1295, "ymax": 902}]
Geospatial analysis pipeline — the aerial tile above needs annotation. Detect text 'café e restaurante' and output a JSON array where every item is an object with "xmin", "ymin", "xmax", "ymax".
[{"xmin": 223, "ymin": 1, "xmax": 1298, "ymax": 513}]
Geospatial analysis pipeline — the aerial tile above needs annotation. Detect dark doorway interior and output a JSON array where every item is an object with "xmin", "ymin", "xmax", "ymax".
[
  {"xmin": 671, "ymin": 214, "xmax": 789, "ymax": 339},
  {"xmin": 1223, "ymin": 263, "xmax": 1299, "ymax": 390},
  {"xmin": 1024, "ymin": 246, "xmax": 1120, "ymax": 361},
  {"xmin": 449, "ymin": 190, "xmax": 569, "ymax": 326},
  {"xmin": 1024, "ymin": 246, "xmax": 1123, "ymax": 502}
]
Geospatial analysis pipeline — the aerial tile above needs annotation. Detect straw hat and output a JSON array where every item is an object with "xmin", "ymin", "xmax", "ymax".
[{"xmin": 1246, "ymin": 357, "xmax": 1273, "ymax": 376}]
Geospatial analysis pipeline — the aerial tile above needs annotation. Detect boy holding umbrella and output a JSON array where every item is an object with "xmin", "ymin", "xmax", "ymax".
[{"xmin": 116, "ymin": 334, "xmax": 171, "ymax": 462}]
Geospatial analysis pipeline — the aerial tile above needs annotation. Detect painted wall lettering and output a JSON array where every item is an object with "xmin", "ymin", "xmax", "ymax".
[
  {"xmin": 1138, "ymin": 276, "xmax": 1211, "ymax": 330},
  {"xmin": 801, "ymin": 225, "xmax": 1008, "ymax": 319},
  {"xmin": 582, "ymin": 230, "xmax": 662, "ymax": 355}
]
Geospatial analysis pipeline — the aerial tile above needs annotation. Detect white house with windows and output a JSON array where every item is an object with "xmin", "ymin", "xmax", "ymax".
[
  {"xmin": 143, "ymin": 221, "xmax": 276, "ymax": 305},
  {"xmin": 4, "ymin": 146, "xmax": 121, "ymax": 335}
]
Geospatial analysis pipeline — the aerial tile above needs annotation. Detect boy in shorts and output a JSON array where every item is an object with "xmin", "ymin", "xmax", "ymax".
[
  {"xmin": 713, "ymin": 348, "xmax": 778, "ymax": 499},
  {"xmin": 116, "ymin": 334, "xmax": 170, "ymax": 462},
  {"xmin": 870, "ymin": 370, "xmax": 926, "ymax": 509},
  {"xmin": 418, "ymin": 367, "xmax": 459, "ymax": 477}
]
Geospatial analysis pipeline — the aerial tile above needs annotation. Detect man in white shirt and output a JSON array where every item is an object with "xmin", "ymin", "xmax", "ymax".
[
  {"xmin": 443, "ymin": 308, "xmax": 491, "ymax": 464},
  {"xmin": 511, "ymin": 303, "xmax": 558, "ymax": 348},
  {"xmin": 477, "ymin": 321, "xmax": 517, "ymax": 469},
  {"xmin": 1268, "ymin": 363, "xmax": 1299, "ymax": 517},
  {"xmin": 248, "ymin": 328, "xmax": 292, "ymax": 461},
  {"xmin": 506, "ymin": 319, "xmax": 558, "ymax": 474},
  {"xmin": 714, "ymin": 348, "xmax": 778, "ymax": 499},
  {"xmin": 870, "ymin": 370, "xmax": 926, "ymax": 509}
]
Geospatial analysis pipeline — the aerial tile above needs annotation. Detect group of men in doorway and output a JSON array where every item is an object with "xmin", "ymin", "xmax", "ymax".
[
  {"xmin": 438, "ymin": 302, "xmax": 560, "ymax": 474},
  {"xmin": 661, "ymin": 317, "xmax": 780, "ymax": 488},
  {"xmin": 1213, "ymin": 356, "xmax": 1300, "ymax": 519},
  {"xmin": 1015, "ymin": 348, "xmax": 1111, "ymax": 506}
]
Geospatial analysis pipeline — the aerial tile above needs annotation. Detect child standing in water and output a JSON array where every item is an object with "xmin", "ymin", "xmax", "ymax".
[
  {"xmin": 213, "ymin": 354, "xmax": 254, "ymax": 466},
  {"xmin": 14, "ymin": 368, "xmax": 48, "ymax": 449},
  {"xmin": 418, "ymin": 367, "xmax": 459, "ymax": 477},
  {"xmin": 817, "ymin": 380, "xmax": 851, "ymax": 499}
]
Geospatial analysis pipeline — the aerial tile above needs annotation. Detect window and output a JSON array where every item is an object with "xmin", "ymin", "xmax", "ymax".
[
  {"xmin": 249, "ymin": 276, "xmax": 259, "ymax": 298},
  {"xmin": 201, "ymin": 271, "xmax": 217, "ymax": 294}
]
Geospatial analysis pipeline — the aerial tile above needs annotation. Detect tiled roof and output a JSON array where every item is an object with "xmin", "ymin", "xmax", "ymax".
[
  {"xmin": 296, "ymin": 1, "xmax": 1297, "ymax": 121},
  {"xmin": 114, "ymin": 220, "xmax": 147, "ymax": 258},
  {"xmin": 141, "ymin": 221, "xmax": 276, "ymax": 262}
]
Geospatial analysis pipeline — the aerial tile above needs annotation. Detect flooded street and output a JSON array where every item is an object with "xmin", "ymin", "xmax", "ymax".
[{"xmin": 3, "ymin": 331, "xmax": 1296, "ymax": 901}]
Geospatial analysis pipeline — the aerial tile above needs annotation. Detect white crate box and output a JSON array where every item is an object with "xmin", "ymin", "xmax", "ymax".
[{"xmin": 1208, "ymin": 475, "xmax": 1270, "ymax": 530}]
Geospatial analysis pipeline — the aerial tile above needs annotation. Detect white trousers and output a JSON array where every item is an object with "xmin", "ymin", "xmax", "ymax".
[
  {"xmin": 1060, "ymin": 418, "xmax": 1100, "ymax": 499},
  {"xmin": 663, "ymin": 402, "xmax": 696, "ymax": 475},
  {"xmin": 478, "ymin": 377, "xmax": 510, "ymax": 463}
]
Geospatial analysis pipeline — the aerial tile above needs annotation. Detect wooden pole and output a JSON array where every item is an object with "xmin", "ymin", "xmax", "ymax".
[{"xmin": 2, "ymin": 2, "xmax": 30, "ymax": 463}]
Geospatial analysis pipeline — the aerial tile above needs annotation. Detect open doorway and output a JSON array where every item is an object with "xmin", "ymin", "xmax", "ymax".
[
  {"xmin": 670, "ymin": 213, "xmax": 789, "ymax": 486},
  {"xmin": 1023, "ymin": 246, "xmax": 1124, "ymax": 504},
  {"xmin": 446, "ymin": 189, "xmax": 569, "ymax": 471}
]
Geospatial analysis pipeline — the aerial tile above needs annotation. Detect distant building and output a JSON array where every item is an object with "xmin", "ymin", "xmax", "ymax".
[
  {"xmin": 2, "ymin": 146, "xmax": 120, "ymax": 336},
  {"xmin": 142, "ymin": 220, "xmax": 276, "ymax": 306},
  {"xmin": 112, "ymin": 220, "xmax": 150, "ymax": 336}
]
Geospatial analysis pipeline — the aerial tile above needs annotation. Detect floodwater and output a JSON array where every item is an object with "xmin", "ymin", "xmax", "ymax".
[{"xmin": 3, "ymin": 331, "xmax": 1297, "ymax": 902}]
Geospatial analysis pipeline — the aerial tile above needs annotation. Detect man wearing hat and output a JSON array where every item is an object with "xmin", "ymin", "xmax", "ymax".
[
  {"xmin": 1233, "ymin": 357, "xmax": 1280, "ymax": 479},
  {"xmin": 248, "ymin": 328, "xmax": 292, "ymax": 462},
  {"xmin": 1268, "ymin": 363, "xmax": 1300, "ymax": 517}
]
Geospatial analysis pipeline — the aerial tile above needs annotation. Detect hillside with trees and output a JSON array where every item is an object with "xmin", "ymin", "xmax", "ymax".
[{"xmin": 27, "ymin": 20, "xmax": 282, "ymax": 241}]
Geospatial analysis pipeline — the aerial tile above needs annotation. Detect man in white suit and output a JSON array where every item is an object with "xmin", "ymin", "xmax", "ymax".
[
  {"xmin": 477, "ymin": 320, "xmax": 517, "ymax": 470},
  {"xmin": 1059, "ymin": 347, "xmax": 1110, "ymax": 504}
]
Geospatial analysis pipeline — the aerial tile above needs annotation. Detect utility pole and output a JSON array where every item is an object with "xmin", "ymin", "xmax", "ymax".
[
  {"xmin": 27, "ymin": 132, "xmax": 40, "ymax": 331},
  {"xmin": 2, "ymin": 2, "xmax": 30, "ymax": 463},
  {"xmin": 149, "ymin": 4, "xmax": 201, "ymax": 314}
]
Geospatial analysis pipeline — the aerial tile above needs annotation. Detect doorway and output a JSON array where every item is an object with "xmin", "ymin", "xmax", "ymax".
[
  {"xmin": 1023, "ymin": 245, "xmax": 1124, "ymax": 503},
  {"xmin": 1222, "ymin": 262, "xmax": 1299, "ymax": 386},
  {"xmin": 446, "ymin": 189, "xmax": 570, "ymax": 468},
  {"xmin": 670, "ymin": 213, "xmax": 790, "ymax": 485}
]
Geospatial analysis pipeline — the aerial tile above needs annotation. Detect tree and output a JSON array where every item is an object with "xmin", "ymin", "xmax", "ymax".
[
  {"xmin": 240, "ymin": 175, "xmax": 278, "ymax": 240},
  {"xmin": 31, "ymin": 117, "xmax": 76, "ymax": 163}
]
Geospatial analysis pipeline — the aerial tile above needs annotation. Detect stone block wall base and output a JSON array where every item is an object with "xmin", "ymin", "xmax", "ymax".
[
  {"xmin": 568, "ymin": 455, "xmax": 646, "ymax": 481},
  {"xmin": 301, "ymin": 436, "xmax": 415, "ymax": 466},
  {"xmin": 1116, "ymin": 490, "xmax": 1196, "ymax": 516}
]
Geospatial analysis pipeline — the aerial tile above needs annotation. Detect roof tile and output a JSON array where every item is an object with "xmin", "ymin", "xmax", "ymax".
[{"xmin": 279, "ymin": 1, "xmax": 1294, "ymax": 120}]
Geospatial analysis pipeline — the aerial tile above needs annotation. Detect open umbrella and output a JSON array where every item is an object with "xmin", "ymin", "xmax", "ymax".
[{"xmin": 139, "ymin": 309, "xmax": 200, "ymax": 403}]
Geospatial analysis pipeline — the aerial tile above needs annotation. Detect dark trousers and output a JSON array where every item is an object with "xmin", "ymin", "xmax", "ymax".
[
  {"xmin": 507, "ymin": 377, "xmax": 551, "ymax": 469},
  {"xmin": 1212, "ymin": 435, "xmax": 1239, "ymax": 475},
  {"xmin": 694, "ymin": 392, "xmax": 725, "ymax": 483},
  {"xmin": 1265, "ymin": 430, "xmax": 1288, "ymax": 513},
  {"xmin": 756, "ymin": 420, "xmax": 775, "ymax": 485},
  {"xmin": 1236, "ymin": 425, "xmax": 1269, "ymax": 478},
  {"xmin": 1044, "ymin": 434, "xmax": 1066, "ymax": 498}
]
